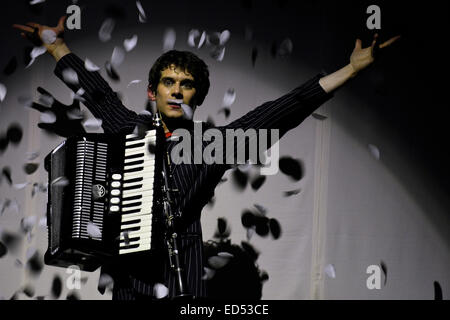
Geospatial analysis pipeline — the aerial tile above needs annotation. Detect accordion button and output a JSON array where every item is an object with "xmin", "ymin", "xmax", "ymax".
[
  {"xmin": 111, "ymin": 181, "xmax": 121, "ymax": 188},
  {"xmin": 111, "ymin": 197, "xmax": 120, "ymax": 204},
  {"xmin": 112, "ymin": 174, "xmax": 122, "ymax": 180},
  {"xmin": 111, "ymin": 189, "xmax": 120, "ymax": 196},
  {"xmin": 110, "ymin": 205, "xmax": 119, "ymax": 212}
]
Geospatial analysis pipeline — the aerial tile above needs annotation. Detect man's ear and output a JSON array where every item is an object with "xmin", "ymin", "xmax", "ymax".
[{"xmin": 147, "ymin": 85, "xmax": 156, "ymax": 101}]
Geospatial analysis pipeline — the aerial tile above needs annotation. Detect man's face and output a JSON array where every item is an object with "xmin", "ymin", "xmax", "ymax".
[{"xmin": 149, "ymin": 64, "xmax": 197, "ymax": 119}]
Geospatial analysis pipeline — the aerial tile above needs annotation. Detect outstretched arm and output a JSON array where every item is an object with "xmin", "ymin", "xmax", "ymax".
[{"xmin": 319, "ymin": 34, "xmax": 401, "ymax": 93}]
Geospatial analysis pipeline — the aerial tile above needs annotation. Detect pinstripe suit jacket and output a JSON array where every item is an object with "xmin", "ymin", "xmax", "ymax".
[{"xmin": 54, "ymin": 53, "xmax": 333, "ymax": 299}]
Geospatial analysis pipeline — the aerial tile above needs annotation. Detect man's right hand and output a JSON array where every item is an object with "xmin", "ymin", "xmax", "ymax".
[{"xmin": 13, "ymin": 16, "xmax": 71, "ymax": 61}]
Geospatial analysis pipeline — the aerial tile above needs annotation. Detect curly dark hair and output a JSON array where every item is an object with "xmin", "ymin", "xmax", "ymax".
[{"xmin": 148, "ymin": 50, "xmax": 210, "ymax": 107}]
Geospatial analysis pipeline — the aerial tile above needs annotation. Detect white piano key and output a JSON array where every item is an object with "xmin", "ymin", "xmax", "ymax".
[
  {"xmin": 122, "ymin": 189, "xmax": 153, "ymax": 198},
  {"xmin": 122, "ymin": 196, "xmax": 153, "ymax": 207},
  {"xmin": 126, "ymin": 130, "xmax": 156, "ymax": 140},
  {"xmin": 121, "ymin": 199, "xmax": 153, "ymax": 212},
  {"xmin": 119, "ymin": 243, "xmax": 151, "ymax": 254},
  {"xmin": 120, "ymin": 220, "xmax": 152, "ymax": 232},
  {"xmin": 126, "ymin": 136, "xmax": 156, "ymax": 147},
  {"xmin": 123, "ymin": 168, "xmax": 155, "ymax": 179},
  {"xmin": 121, "ymin": 213, "xmax": 152, "ymax": 222},
  {"xmin": 121, "ymin": 208, "xmax": 152, "ymax": 216},
  {"xmin": 124, "ymin": 159, "xmax": 155, "ymax": 170},
  {"xmin": 119, "ymin": 226, "xmax": 152, "ymax": 238}
]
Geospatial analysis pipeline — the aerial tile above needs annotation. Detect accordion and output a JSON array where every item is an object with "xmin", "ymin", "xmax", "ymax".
[{"xmin": 44, "ymin": 129, "xmax": 165, "ymax": 271}]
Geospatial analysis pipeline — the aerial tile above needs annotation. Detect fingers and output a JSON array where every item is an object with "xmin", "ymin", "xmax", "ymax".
[
  {"xmin": 26, "ymin": 22, "xmax": 41, "ymax": 28},
  {"xmin": 379, "ymin": 35, "xmax": 401, "ymax": 49},
  {"xmin": 371, "ymin": 33, "xmax": 379, "ymax": 49},
  {"xmin": 56, "ymin": 16, "xmax": 66, "ymax": 32},
  {"xmin": 12, "ymin": 24, "xmax": 34, "ymax": 33},
  {"xmin": 354, "ymin": 39, "xmax": 362, "ymax": 50}
]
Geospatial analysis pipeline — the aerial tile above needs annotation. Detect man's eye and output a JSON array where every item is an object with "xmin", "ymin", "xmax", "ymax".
[
  {"xmin": 163, "ymin": 79, "xmax": 174, "ymax": 86},
  {"xmin": 182, "ymin": 83, "xmax": 194, "ymax": 89}
]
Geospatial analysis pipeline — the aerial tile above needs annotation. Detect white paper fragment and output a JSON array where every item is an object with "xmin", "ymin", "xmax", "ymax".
[
  {"xmin": 26, "ymin": 247, "xmax": 37, "ymax": 260},
  {"xmin": 83, "ymin": 118, "xmax": 103, "ymax": 131},
  {"xmin": 26, "ymin": 151, "xmax": 40, "ymax": 161},
  {"xmin": 368, "ymin": 144, "xmax": 380, "ymax": 160},
  {"xmin": 180, "ymin": 104, "xmax": 193, "ymax": 120},
  {"xmin": 21, "ymin": 215, "xmax": 37, "ymax": 232},
  {"xmin": 127, "ymin": 79, "xmax": 141, "ymax": 87},
  {"xmin": 87, "ymin": 222, "xmax": 101, "ymax": 238},
  {"xmin": 40, "ymin": 111, "xmax": 56, "ymax": 123},
  {"xmin": 153, "ymin": 283, "xmax": 168, "ymax": 299},
  {"xmin": 208, "ymin": 255, "xmax": 230, "ymax": 269},
  {"xmin": 253, "ymin": 203, "xmax": 267, "ymax": 215},
  {"xmin": 246, "ymin": 227, "xmax": 255, "ymax": 240},
  {"xmin": 18, "ymin": 95, "xmax": 33, "ymax": 108},
  {"xmin": 324, "ymin": 264, "xmax": 336, "ymax": 279},
  {"xmin": 51, "ymin": 176, "xmax": 69, "ymax": 187},
  {"xmin": 84, "ymin": 58, "xmax": 100, "ymax": 72},
  {"xmin": 222, "ymin": 88, "xmax": 236, "ymax": 107},
  {"xmin": 277, "ymin": 38, "xmax": 293, "ymax": 57},
  {"xmin": 67, "ymin": 108, "xmax": 84, "ymax": 119},
  {"xmin": 38, "ymin": 217, "xmax": 47, "ymax": 229},
  {"xmin": 210, "ymin": 46, "xmax": 225, "ymax": 61},
  {"xmin": 0, "ymin": 83, "xmax": 7, "ymax": 102},
  {"xmin": 217, "ymin": 252, "xmax": 234, "ymax": 259},
  {"xmin": 30, "ymin": 0, "xmax": 45, "ymax": 4},
  {"xmin": 71, "ymin": 87, "xmax": 86, "ymax": 103},
  {"xmin": 62, "ymin": 68, "xmax": 79, "ymax": 85},
  {"xmin": 13, "ymin": 182, "xmax": 30, "ymax": 190},
  {"xmin": 163, "ymin": 28, "xmax": 176, "ymax": 52},
  {"xmin": 98, "ymin": 273, "xmax": 114, "ymax": 288},
  {"xmin": 219, "ymin": 30, "xmax": 231, "ymax": 45},
  {"xmin": 138, "ymin": 109, "xmax": 152, "ymax": 116},
  {"xmin": 202, "ymin": 267, "xmax": 216, "ymax": 280},
  {"xmin": 99, "ymin": 18, "xmax": 115, "ymax": 42},
  {"xmin": 198, "ymin": 31, "xmax": 206, "ymax": 48},
  {"xmin": 136, "ymin": 1, "xmax": 147, "ymax": 22},
  {"xmin": 41, "ymin": 29, "xmax": 57, "ymax": 44},
  {"xmin": 188, "ymin": 29, "xmax": 200, "ymax": 47},
  {"xmin": 38, "ymin": 94, "xmax": 54, "ymax": 107},
  {"xmin": 111, "ymin": 46, "xmax": 125, "ymax": 67},
  {"xmin": 124, "ymin": 35, "xmax": 138, "ymax": 52}
]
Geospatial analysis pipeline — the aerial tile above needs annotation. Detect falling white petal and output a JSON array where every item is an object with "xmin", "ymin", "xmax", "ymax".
[
  {"xmin": 124, "ymin": 35, "xmax": 138, "ymax": 52},
  {"xmin": 163, "ymin": 28, "xmax": 176, "ymax": 52},
  {"xmin": 127, "ymin": 79, "xmax": 142, "ymax": 87},
  {"xmin": 202, "ymin": 267, "xmax": 216, "ymax": 280},
  {"xmin": 246, "ymin": 227, "xmax": 255, "ymax": 240},
  {"xmin": 210, "ymin": 46, "xmax": 225, "ymax": 61},
  {"xmin": 29, "ymin": 0, "xmax": 45, "ymax": 4},
  {"xmin": 0, "ymin": 83, "xmax": 7, "ymax": 102},
  {"xmin": 40, "ymin": 111, "xmax": 56, "ymax": 123},
  {"xmin": 38, "ymin": 94, "xmax": 54, "ymax": 107},
  {"xmin": 13, "ymin": 182, "xmax": 29, "ymax": 190},
  {"xmin": 153, "ymin": 283, "xmax": 168, "ymax": 299},
  {"xmin": 368, "ymin": 144, "xmax": 380, "ymax": 160},
  {"xmin": 84, "ymin": 58, "xmax": 100, "ymax": 72},
  {"xmin": 67, "ymin": 108, "xmax": 84, "ymax": 119},
  {"xmin": 180, "ymin": 103, "xmax": 193, "ymax": 120},
  {"xmin": 98, "ymin": 18, "xmax": 115, "ymax": 42},
  {"xmin": 253, "ymin": 203, "xmax": 267, "ymax": 215},
  {"xmin": 217, "ymin": 252, "xmax": 234, "ymax": 259},
  {"xmin": 87, "ymin": 222, "xmax": 101, "ymax": 238},
  {"xmin": 62, "ymin": 68, "xmax": 79, "ymax": 85},
  {"xmin": 98, "ymin": 273, "xmax": 114, "ymax": 288},
  {"xmin": 38, "ymin": 217, "xmax": 47, "ymax": 228},
  {"xmin": 111, "ymin": 46, "xmax": 125, "ymax": 67},
  {"xmin": 219, "ymin": 30, "xmax": 231, "ymax": 45},
  {"xmin": 324, "ymin": 264, "xmax": 336, "ymax": 279},
  {"xmin": 138, "ymin": 109, "xmax": 152, "ymax": 116},
  {"xmin": 136, "ymin": 1, "xmax": 147, "ymax": 22},
  {"xmin": 222, "ymin": 88, "xmax": 236, "ymax": 107},
  {"xmin": 21, "ymin": 215, "xmax": 37, "ymax": 231},
  {"xmin": 83, "ymin": 118, "xmax": 103, "ymax": 131},
  {"xmin": 187, "ymin": 29, "xmax": 200, "ymax": 47},
  {"xmin": 198, "ymin": 31, "xmax": 206, "ymax": 48},
  {"xmin": 41, "ymin": 29, "xmax": 57, "ymax": 44},
  {"xmin": 31, "ymin": 46, "xmax": 47, "ymax": 59},
  {"xmin": 51, "ymin": 176, "xmax": 69, "ymax": 187},
  {"xmin": 208, "ymin": 255, "xmax": 230, "ymax": 269}
]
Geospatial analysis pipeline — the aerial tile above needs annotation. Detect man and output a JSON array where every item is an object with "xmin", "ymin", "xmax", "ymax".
[{"xmin": 13, "ymin": 16, "xmax": 399, "ymax": 300}]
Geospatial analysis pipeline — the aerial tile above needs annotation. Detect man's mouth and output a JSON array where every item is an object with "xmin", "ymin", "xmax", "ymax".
[{"xmin": 167, "ymin": 99, "xmax": 183, "ymax": 109}]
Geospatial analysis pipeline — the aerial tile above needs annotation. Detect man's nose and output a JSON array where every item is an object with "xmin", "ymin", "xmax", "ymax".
[{"xmin": 171, "ymin": 83, "xmax": 183, "ymax": 98}]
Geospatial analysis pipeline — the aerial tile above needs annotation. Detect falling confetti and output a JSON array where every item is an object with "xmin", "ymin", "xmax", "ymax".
[
  {"xmin": 434, "ymin": 281, "xmax": 443, "ymax": 300},
  {"xmin": 136, "ymin": 0, "xmax": 147, "ymax": 23},
  {"xmin": 380, "ymin": 260, "xmax": 387, "ymax": 286},
  {"xmin": 368, "ymin": 144, "xmax": 380, "ymax": 160},
  {"xmin": 50, "ymin": 276, "xmax": 63, "ymax": 299},
  {"xmin": 84, "ymin": 58, "xmax": 100, "ymax": 72},
  {"xmin": 98, "ymin": 273, "xmax": 114, "ymax": 294},
  {"xmin": 253, "ymin": 203, "xmax": 267, "ymax": 215},
  {"xmin": 0, "ymin": 242, "xmax": 7, "ymax": 258},
  {"xmin": 241, "ymin": 210, "xmax": 255, "ymax": 228},
  {"xmin": 231, "ymin": 167, "xmax": 248, "ymax": 190},
  {"xmin": 41, "ymin": 29, "xmax": 57, "ymax": 44},
  {"xmin": 180, "ymin": 104, "xmax": 193, "ymax": 120},
  {"xmin": 7, "ymin": 124, "xmax": 23, "ymax": 144},
  {"xmin": 62, "ymin": 68, "xmax": 79, "ymax": 85},
  {"xmin": 324, "ymin": 264, "xmax": 336, "ymax": 279},
  {"xmin": 83, "ymin": 117, "xmax": 103, "ymax": 131},
  {"xmin": 40, "ymin": 111, "xmax": 57, "ymax": 124},
  {"xmin": 111, "ymin": 46, "xmax": 125, "ymax": 67},
  {"xmin": 219, "ymin": 30, "xmax": 231, "ymax": 45},
  {"xmin": 222, "ymin": 88, "xmax": 236, "ymax": 107},
  {"xmin": 51, "ymin": 176, "xmax": 69, "ymax": 187},
  {"xmin": 23, "ymin": 163, "xmax": 39, "ymax": 175},
  {"xmin": 98, "ymin": 18, "xmax": 115, "ymax": 42},
  {"xmin": 0, "ymin": 83, "xmax": 7, "ymax": 102},
  {"xmin": 251, "ymin": 47, "xmax": 258, "ymax": 67},
  {"xmin": 124, "ymin": 35, "xmax": 138, "ymax": 52},
  {"xmin": 87, "ymin": 222, "xmax": 101, "ymax": 238},
  {"xmin": 210, "ymin": 46, "xmax": 225, "ymax": 61},
  {"xmin": 283, "ymin": 189, "xmax": 301, "ymax": 197},
  {"xmin": 2, "ymin": 167, "xmax": 12, "ymax": 185},
  {"xmin": 187, "ymin": 29, "xmax": 205, "ymax": 48},
  {"xmin": 279, "ymin": 156, "xmax": 303, "ymax": 181},
  {"xmin": 277, "ymin": 38, "xmax": 293, "ymax": 57},
  {"xmin": 163, "ymin": 28, "xmax": 176, "ymax": 52},
  {"xmin": 269, "ymin": 218, "xmax": 281, "ymax": 239},
  {"xmin": 26, "ymin": 46, "xmax": 47, "ymax": 68},
  {"xmin": 105, "ymin": 61, "xmax": 120, "ymax": 81},
  {"xmin": 250, "ymin": 175, "xmax": 266, "ymax": 191},
  {"xmin": 312, "ymin": 113, "xmax": 327, "ymax": 120},
  {"xmin": 217, "ymin": 107, "xmax": 230, "ymax": 118},
  {"xmin": 127, "ymin": 79, "xmax": 141, "ymax": 88},
  {"xmin": 153, "ymin": 283, "xmax": 168, "ymax": 299},
  {"xmin": 208, "ymin": 255, "xmax": 231, "ymax": 269},
  {"xmin": 20, "ymin": 216, "xmax": 37, "ymax": 233},
  {"xmin": 26, "ymin": 250, "xmax": 43, "ymax": 277},
  {"xmin": 202, "ymin": 267, "xmax": 216, "ymax": 280}
]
